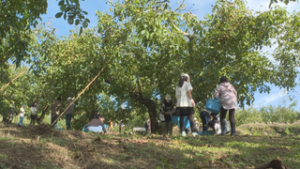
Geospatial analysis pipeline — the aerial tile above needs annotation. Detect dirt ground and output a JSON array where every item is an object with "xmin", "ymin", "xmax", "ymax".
[{"xmin": 0, "ymin": 122, "xmax": 299, "ymax": 169}]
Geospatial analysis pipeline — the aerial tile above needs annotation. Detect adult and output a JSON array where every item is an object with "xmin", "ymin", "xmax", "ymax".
[
  {"xmin": 108, "ymin": 121, "xmax": 113, "ymax": 133},
  {"xmin": 17, "ymin": 104, "xmax": 26, "ymax": 126},
  {"xmin": 144, "ymin": 118, "xmax": 151, "ymax": 136},
  {"xmin": 119, "ymin": 119, "xmax": 123, "ymax": 134},
  {"xmin": 7, "ymin": 102, "xmax": 15, "ymax": 124},
  {"xmin": 30, "ymin": 102, "xmax": 38, "ymax": 125},
  {"xmin": 65, "ymin": 97, "xmax": 75, "ymax": 130},
  {"xmin": 214, "ymin": 76, "xmax": 237, "ymax": 136},
  {"xmin": 51, "ymin": 97, "xmax": 61, "ymax": 125},
  {"xmin": 200, "ymin": 109, "xmax": 213, "ymax": 135},
  {"xmin": 160, "ymin": 94, "xmax": 173, "ymax": 138},
  {"xmin": 93, "ymin": 110, "xmax": 99, "ymax": 119},
  {"xmin": 87, "ymin": 114, "xmax": 107, "ymax": 133},
  {"xmin": 175, "ymin": 73, "xmax": 197, "ymax": 137}
]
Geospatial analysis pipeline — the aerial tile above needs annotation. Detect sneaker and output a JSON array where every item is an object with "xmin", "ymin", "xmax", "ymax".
[
  {"xmin": 192, "ymin": 132, "xmax": 198, "ymax": 137},
  {"xmin": 181, "ymin": 131, "xmax": 186, "ymax": 137}
]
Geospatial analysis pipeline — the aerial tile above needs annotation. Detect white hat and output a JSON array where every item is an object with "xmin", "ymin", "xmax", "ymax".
[
  {"xmin": 165, "ymin": 94, "xmax": 172, "ymax": 101},
  {"xmin": 67, "ymin": 97, "xmax": 72, "ymax": 102},
  {"xmin": 181, "ymin": 73, "xmax": 189, "ymax": 78}
]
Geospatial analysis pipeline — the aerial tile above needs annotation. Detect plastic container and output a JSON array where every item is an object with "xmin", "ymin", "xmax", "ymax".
[
  {"xmin": 171, "ymin": 116, "xmax": 190, "ymax": 129},
  {"xmin": 82, "ymin": 124, "xmax": 88, "ymax": 133},
  {"xmin": 54, "ymin": 123, "xmax": 63, "ymax": 131},
  {"xmin": 205, "ymin": 98, "xmax": 221, "ymax": 114}
]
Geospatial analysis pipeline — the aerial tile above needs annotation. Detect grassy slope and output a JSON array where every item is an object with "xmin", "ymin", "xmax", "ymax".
[{"xmin": 0, "ymin": 122, "xmax": 300, "ymax": 169}]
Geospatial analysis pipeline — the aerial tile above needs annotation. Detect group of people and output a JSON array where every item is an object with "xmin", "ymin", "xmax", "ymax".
[
  {"xmin": 159, "ymin": 74, "xmax": 237, "ymax": 137},
  {"xmin": 4, "ymin": 74, "xmax": 237, "ymax": 138},
  {"xmin": 50, "ymin": 97, "xmax": 75, "ymax": 130},
  {"xmin": 4, "ymin": 102, "xmax": 39, "ymax": 126},
  {"xmin": 4, "ymin": 97, "xmax": 75, "ymax": 130}
]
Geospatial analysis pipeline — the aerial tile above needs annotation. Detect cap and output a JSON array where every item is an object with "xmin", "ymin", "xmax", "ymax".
[
  {"xmin": 22, "ymin": 104, "xmax": 26, "ymax": 107},
  {"xmin": 181, "ymin": 73, "xmax": 189, "ymax": 78},
  {"xmin": 165, "ymin": 94, "xmax": 171, "ymax": 101}
]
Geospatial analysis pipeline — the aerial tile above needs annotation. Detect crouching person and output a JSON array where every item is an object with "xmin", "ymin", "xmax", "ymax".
[
  {"xmin": 87, "ymin": 114, "xmax": 107, "ymax": 133},
  {"xmin": 200, "ymin": 109, "xmax": 215, "ymax": 135}
]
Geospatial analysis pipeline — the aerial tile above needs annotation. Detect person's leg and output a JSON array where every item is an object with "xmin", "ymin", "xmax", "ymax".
[
  {"xmin": 220, "ymin": 107, "xmax": 228, "ymax": 135},
  {"xmin": 200, "ymin": 111, "xmax": 210, "ymax": 135},
  {"xmin": 34, "ymin": 115, "xmax": 37, "ymax": 125},
  {"xmin": 161, "ymin": 122, "xmax": 167, "ymax": 136},
  {"xmin": 19, "ymin": 116, "xmax": 24, "ymax": 125},
  {"xmin": 65, "ymin": 114, "xmax": 72, "ymax": 130},
  {"xmin": 68, "ymin": 114, "xmax": 72, "ymax": 130},
  {"xmin": 65, "ymin": 114, "xmax": 68, "ymax": 129},
  {"xmin": 179, "ymin": 115, "xmax": 185, "ymax": 134},
  {"xmin": 29, "ymin": 115, "xmax": 32, "ymax": 125},
  {"xmin": 228, "ymin": 109, "xmax": 236, "ymax": 136},
  {"xmin": 187, "ymin": 114, "xmax": 196, "ymax": 133},
  {"xmin": 167, "ymin": 121, "xmax": 173, "ymax": 136}
]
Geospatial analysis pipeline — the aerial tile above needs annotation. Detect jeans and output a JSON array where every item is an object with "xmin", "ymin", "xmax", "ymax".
[
  {"xmin": 18, "ymin": 116, "xmax": 24, "ymax": 125},
  {"xmin": 65, "ymin": 114, "xmax": 72, "ymax": 130},
  {"xmin": 162, "ymin": 121, "xmax": 173, "ymax": 136},
  {"xmin": 200, "ymin": 111, "xmax": 210, "ymax": 132}
]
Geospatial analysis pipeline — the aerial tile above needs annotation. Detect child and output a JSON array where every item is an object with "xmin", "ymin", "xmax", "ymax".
[
  {"xmin": 17, "ymin": 104, "xmax": 26, "ymax": 126},
  {"xmin": 144, "ymin": 118, "xmax": 151, "ymax": 136},
  {"xmin": 7, "ymin": 102, "xmax": 15, "ymax": 124},
  {"xmin": 160, "ymin": 94, "xmax": 174, "ymax": 138},
  {"xmin": 30, "ymin": 102, "xmax": 38, "ymax": 125}
]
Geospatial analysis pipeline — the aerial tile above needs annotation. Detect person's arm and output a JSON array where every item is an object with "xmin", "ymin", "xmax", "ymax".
[
  {"xmin": 101, "ymin": 123, "xmax": 107, "ymax": 133},
  {"xmin": 160, "ymin": 103, "xmax": 165, "ymax": 114},
  {"xmin": 188, "ymin": 90, "xmax": 195, "ymax": 107},
  {"xmin": 231, "ymin": 84, "xmax": 237, "ymax": 96},
  {"xmin": 214, "ymin": 86, "xmax": 220, "ymax": 99}
]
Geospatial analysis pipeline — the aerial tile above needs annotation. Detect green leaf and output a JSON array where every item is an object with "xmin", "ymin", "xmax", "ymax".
[
  {"xmin": 55, "ymin": 12, "xmax": 63, "ymax": 18},
  {"xmin": 58, "ymin": 0, "xmax": 64, "ymax": 6},
  {"xmin": 75, "ymin": 19, "xmax": 80, "ymax": 26},
  {"xmin": 79, "ymin": 27, "xmax": 83, "ymax": 35},
  {"xmin": 68, "ymin": 17, "xmax": 74, "ymax": 25},
  {"xmin": 82, "ymin": 19, "xmax": 88, "ymax": 28}
]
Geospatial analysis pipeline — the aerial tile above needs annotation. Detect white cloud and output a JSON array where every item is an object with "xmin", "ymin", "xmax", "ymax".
[{"xmin": 256, "ymin": 91, "xmax": 287, "ymax": 106}]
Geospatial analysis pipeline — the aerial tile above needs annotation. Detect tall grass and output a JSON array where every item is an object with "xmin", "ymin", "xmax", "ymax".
[{"xmin": 235, "ymin": 101, "xmax": 300, "ymax": 126}]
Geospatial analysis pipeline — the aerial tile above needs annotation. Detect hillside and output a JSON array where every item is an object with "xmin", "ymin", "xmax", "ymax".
[{"xmin": 0, "ymin": 122, "xmax": 299, "ymax": 169}]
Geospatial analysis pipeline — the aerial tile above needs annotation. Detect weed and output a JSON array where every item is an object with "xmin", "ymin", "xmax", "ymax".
[{"xmin": 285, "ymin": 127, "xmax": 290, "ymax": 135}]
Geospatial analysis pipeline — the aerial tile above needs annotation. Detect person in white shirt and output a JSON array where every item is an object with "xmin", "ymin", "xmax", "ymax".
[
  {"xmin": 175, "ymin": 73, "xmax": 197, "ymax": 137},
  {"xmin": 17, "ymin": 104, "xmax": 26, "ymax": 126},
  {"xmin": 30, "ymin": 102, "xmax": 38, "ymax": 125}
]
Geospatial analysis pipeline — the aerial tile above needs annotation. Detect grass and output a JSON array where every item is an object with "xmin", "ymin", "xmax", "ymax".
[{"xmin": 0, "ymin": 122, "xmax": 299, "ymax": 169}]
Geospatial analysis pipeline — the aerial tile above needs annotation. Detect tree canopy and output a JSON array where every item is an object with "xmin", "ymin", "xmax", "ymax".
[{"xmin": 1, "ymin": 0, "xmax": 300, "ymax": 132}]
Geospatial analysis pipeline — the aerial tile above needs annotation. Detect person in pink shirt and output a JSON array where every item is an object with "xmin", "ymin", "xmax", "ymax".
[{"xmin": 214, "ymin": 76, "xmax": 237, "ymax": 136}]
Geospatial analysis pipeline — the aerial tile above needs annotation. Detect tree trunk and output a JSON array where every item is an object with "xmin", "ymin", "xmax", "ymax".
[
  {"xmin": 130, "ymin": 91, "xmax": 158, "ymax": 133},
  {"xmin": 37, "ymin": 104, "xmax": 49, "ymax": 124}
]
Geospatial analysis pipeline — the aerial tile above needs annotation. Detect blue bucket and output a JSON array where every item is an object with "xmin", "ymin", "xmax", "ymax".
[
  {"xmin": 54, "ymin": 123, "xmax": 63, "ymax": 131},
  {"xmin": 82, "ymin": 124, "xmax": 88, "ymax": 133},
  {"xmin": 205, "ymin": 98, "xmax": 221, "ymax": 114},
  {"xmin": 171, "ymin": 116, "xmax": 190, "ymax": 129}
]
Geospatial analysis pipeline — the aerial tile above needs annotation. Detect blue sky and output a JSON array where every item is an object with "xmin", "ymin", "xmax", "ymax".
[{"xmin": 41, "ymin": 0, "xmax": 300, "ymax": 110}]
